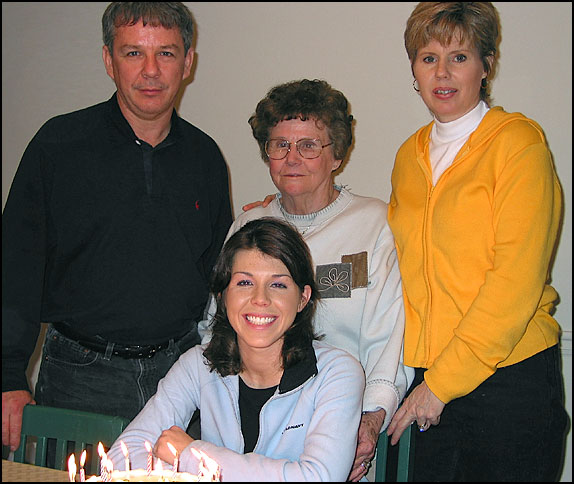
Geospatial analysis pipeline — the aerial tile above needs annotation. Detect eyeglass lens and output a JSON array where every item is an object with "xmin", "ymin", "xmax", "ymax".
[{"xmin": 266, "ymin": 139, "xmax": 329, "ymax": 159}]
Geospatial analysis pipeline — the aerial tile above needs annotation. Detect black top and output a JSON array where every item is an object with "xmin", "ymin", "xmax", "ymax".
[
  {"xmin": 2, "ymin": 93, "xmax": 233, "ymax": 392},
  {"xmin": 239, "ymin": 378, "xmax": 277, "ymax": 453},
  {"xmin": 238, "ymin": 345, "xmax": 318, "ymax": 453}
]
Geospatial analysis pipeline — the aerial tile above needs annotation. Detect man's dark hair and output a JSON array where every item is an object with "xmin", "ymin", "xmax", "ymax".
[{"xmin": 102, "ymin": 2, "xmax": 194, "ymax": 54}]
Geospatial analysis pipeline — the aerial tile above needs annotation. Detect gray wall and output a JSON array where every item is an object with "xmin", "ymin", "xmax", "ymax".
[{"xmin": 2, "ymin": 3, "xmax": 571, "ymax": 480}]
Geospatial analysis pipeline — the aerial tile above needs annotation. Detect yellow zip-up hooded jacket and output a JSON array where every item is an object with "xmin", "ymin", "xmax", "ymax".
[{"xmin": 388, "ymin": 106, "xmax": 562, "ymax": 404}]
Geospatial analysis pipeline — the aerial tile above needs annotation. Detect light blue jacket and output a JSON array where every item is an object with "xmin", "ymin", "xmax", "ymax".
[{"xmin": 108, "ymin": 341, "xmax": 365, "ymax": 481}]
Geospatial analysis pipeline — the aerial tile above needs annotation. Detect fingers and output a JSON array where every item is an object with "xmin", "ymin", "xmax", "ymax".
[
  {"xmin": 386, "ymin": 407, "xmax": 404, "ymax": 439},
  {"xmin": 360, "ymin": 459, "xmax": 373, "ymax": 475},
  {"xmin": 348, "ymin": 429, "xmax": 377, "ymax": 482},
  {"xmin": 2, "ymin": 391, "xmax": 34, "ymax": 450},
  {"xmin": 348, "ymin": 457, "xmax": 373, "ymax": 482},
  {"xmin": 154, "ymin": 426, "xmax": 193, "ymax": 460},
  {"xmin": 417, "ymin": 412, "xmax": 442, "ymax": 431},
  {"xmin": 388, "ymin": 421, "xmax": 408, "ymax": 446},
  {"xmin": 241, "ymin": 201, "xmax": 264, "ymax": 211},
  {"xmin": 1, "ymin": 408, "xmax": 9, "ymax": 448},
  {"xmin": 391, "ymin": 413, "xmax": 440, "ymax": 442},
  {"xmin": 390, "ymin": 412, "xmax": 441, "ymax": 442},
  {"xmin": 241, "ymin": 194, "xmax": 276, "ymax": 212},
  {"xmin": 417, "ymin": 421, "xmax": 430, "ymax": 432},
  {"xmin": 9, "ymin": 413, "xmax": 23, "ymax": 451},
  {"xmin": 153, "ymin": 435, "xmax": 172, "ymax": 463},
  {"xmin": 389, "ymin": 382, "xmax": 445, "ymax": 443}
]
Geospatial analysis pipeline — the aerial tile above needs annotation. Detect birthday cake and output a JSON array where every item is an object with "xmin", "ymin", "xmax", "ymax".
[
  {"xmin": 76, "ymin": 442, "xmax": 220, "ymax": 482},
  {"xmin": 86, "ymin": 469, "xmax": 217, "ymax": 481}
]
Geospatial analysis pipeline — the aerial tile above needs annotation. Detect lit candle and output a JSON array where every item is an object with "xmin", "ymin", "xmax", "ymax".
[
  {"xmin": 167, "ymin": 442, "xmax": 178, "ymax": 478},
  {"xmin": 105, "ymin": 458, "xmax": 114, "ymax": 482},
  {"xmin": 68, "ymin": 453, "xmax": 77, "ymax": 482},
  {"xmin": 144, "ymin": 441, "xmax": 153, "ymax": 475},
  {"xmin": 191, "ymin": 448, "xmax": 221, "ymax": 481},
  {"xmin": 120, "ymin": 441, "xmax": 130, "ymax": 472},
  {"xmin": 79, "ymin": 450, "xmax": 87, "ymax": 482},
  {"xmin": 97, "ymin": 442, "xmax": 107, "ymax": 481}
]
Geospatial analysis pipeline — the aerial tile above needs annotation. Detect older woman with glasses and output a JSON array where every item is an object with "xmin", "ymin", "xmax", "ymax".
[{"xmin": 200, "ymin": 78, "xmax": 413, "ymax": 481}]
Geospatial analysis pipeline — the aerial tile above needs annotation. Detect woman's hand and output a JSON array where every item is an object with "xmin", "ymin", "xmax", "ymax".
[
  {"xmin": 347, "ymin": 409, "xmax": 385, "ymax": 481},
  {"xmin": 242, "ymin": 194, "xmax": 276, "ymax": 212},
  {"xmin": 154, "ymin": 426, "xmax": 194, "ymax": 464},
  {"xmin": 387, "ymin": 380, "xmax": 444, "ymax": 445}
]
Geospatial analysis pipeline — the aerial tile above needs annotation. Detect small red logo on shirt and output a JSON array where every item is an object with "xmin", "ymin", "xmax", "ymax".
[{"xmin": 195, "ymin": 200, "xmax": 200, "ymax": 210}]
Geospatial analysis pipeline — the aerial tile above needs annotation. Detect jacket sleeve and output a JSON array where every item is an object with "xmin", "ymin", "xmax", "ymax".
[
  {"xmin": 182, "ymin": 350, "xmax": 365, "ymax": 482},
  {"xmin": 107, "ymin": 346, "xmax": 365, "ymax": 482},
  {"xmin": 199, "ymin": 141, "xmax": 233, "ymax": 286},
  {"xmin": 2, "ymin": 132, "xmax": 52, "ymax": 392},
  {"xmin": 360, "ymin": 221, "xmax": 414, "ymax": 429},
  {"xmin": 106, "ymin": 347, "xmax": 203, "ymax": 470},
  {"xmin": 426, "ymin": 122, "xmax": 562, "ymax": 403}
]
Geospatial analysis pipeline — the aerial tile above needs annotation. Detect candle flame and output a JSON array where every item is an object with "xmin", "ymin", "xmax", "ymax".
[
  {"xmin": 80, "ymin": 450, "xmax": 87, "ymax": 467},
  {"xmin": 191, "ymin": 448, "xmax": 221, "ymax": 481},
  {"xmin": 167, "ymin": 442, "xmax": 179, "ymax": 474},
  {"xmin": 167, "ymin": 442, "xmax": 177, "ymax": 457},
  {"xmin": 68, "ymin": 454, "xmax": 77, "ymax": 482},
  {"xmin": 144, "ymin": 441, "xmax": 153, "ymax": 452},
  {"xmin": 120, "ymin": 440, "xmax": 129, "ymax": 457},
  {"xmin": 97, "ymin": 442, "xmax": 106, "ymax": 458}
]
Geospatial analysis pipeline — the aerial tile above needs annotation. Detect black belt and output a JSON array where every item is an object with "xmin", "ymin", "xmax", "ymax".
[{"xmin": 53, "ymin": 323, "xmax": 172, "ymax": 359}]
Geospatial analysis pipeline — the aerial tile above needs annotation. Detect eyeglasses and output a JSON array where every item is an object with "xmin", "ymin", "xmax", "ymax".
[{"xmin": 265, "ymin": 138, "xmax": 333, "ymax": 160}]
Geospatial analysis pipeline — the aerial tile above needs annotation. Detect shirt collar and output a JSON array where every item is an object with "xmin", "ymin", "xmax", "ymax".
[
  {"xmin": 105, "ymin": 92, "xmax": 182, "ymax": 145},
  {"xmin": 432, "ymin": 100, "xmax": 489, "ymax": 143},
  {"xmin": 278, "ymin": 343, "xmax": 318, "ymax": 394}
]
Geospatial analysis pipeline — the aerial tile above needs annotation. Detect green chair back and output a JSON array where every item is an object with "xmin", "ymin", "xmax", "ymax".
[
  {"xmin": 12, "ymin": 405, "xmax": 130, "ymax": 472},
  {"xmin": 374, "ymin": 425, "xmax": 415, "ymax": 482}
]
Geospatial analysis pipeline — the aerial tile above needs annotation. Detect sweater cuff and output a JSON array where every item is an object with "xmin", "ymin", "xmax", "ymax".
[
  {"xmin": 363, "ymin": 379, "xmax": 400, "ymax": 431},
  {"xmin": 424, "ymin": 343, "xmax": 494, "ymax": 404},
  {"xmin": 2, "ymin": 362, "xmax": 32, "ymax": 393}
]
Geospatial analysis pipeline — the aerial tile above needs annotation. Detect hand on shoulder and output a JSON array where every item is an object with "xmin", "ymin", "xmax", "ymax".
[{"xmin": 242, "ymin": 194, "xmax": 276, "ymax": 212}]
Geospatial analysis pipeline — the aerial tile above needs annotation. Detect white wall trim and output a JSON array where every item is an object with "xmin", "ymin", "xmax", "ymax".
[{"xmin": 561, "ymin": 329, "xmax": 572, "ymax": 356}]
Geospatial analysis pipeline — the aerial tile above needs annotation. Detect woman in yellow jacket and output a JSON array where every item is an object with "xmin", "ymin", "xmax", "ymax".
[{"xmin": 386, "ymin": 3, "xmax": 568, "ymax": 481}]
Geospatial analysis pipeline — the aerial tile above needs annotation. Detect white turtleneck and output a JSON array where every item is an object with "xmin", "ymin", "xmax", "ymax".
[{"xmin": 429, "ymin": 100, "xmax": 489, "ymax": 185}]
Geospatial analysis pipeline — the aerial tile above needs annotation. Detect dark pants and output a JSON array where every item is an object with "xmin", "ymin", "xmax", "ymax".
[
  {"xmin": 35, "ymin": 324, "xmax": 200, "ymax": 421},
  {"xmin": 410, "ymin": 345, "xmax": 569, "ymax": 482}
]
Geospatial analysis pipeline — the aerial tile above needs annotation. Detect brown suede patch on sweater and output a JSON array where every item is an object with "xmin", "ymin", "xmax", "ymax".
[{"xmin": 341, "ymin": 251, "xmax": 368, "ymax": 288}]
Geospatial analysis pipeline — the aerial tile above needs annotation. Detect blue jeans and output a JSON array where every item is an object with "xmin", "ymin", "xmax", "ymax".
[
  {"xmin": 35, "ymin": 324, "xmax": 200, "ymax": 421},
  {"xmin": 410, "ymin": 345, "xmax": 569, "ymax": 482}
]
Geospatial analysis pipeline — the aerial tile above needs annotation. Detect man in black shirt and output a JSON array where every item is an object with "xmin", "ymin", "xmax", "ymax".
[{"xmin": 2, "ymin": 2, "xmax": 232, "ymax": 452}]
